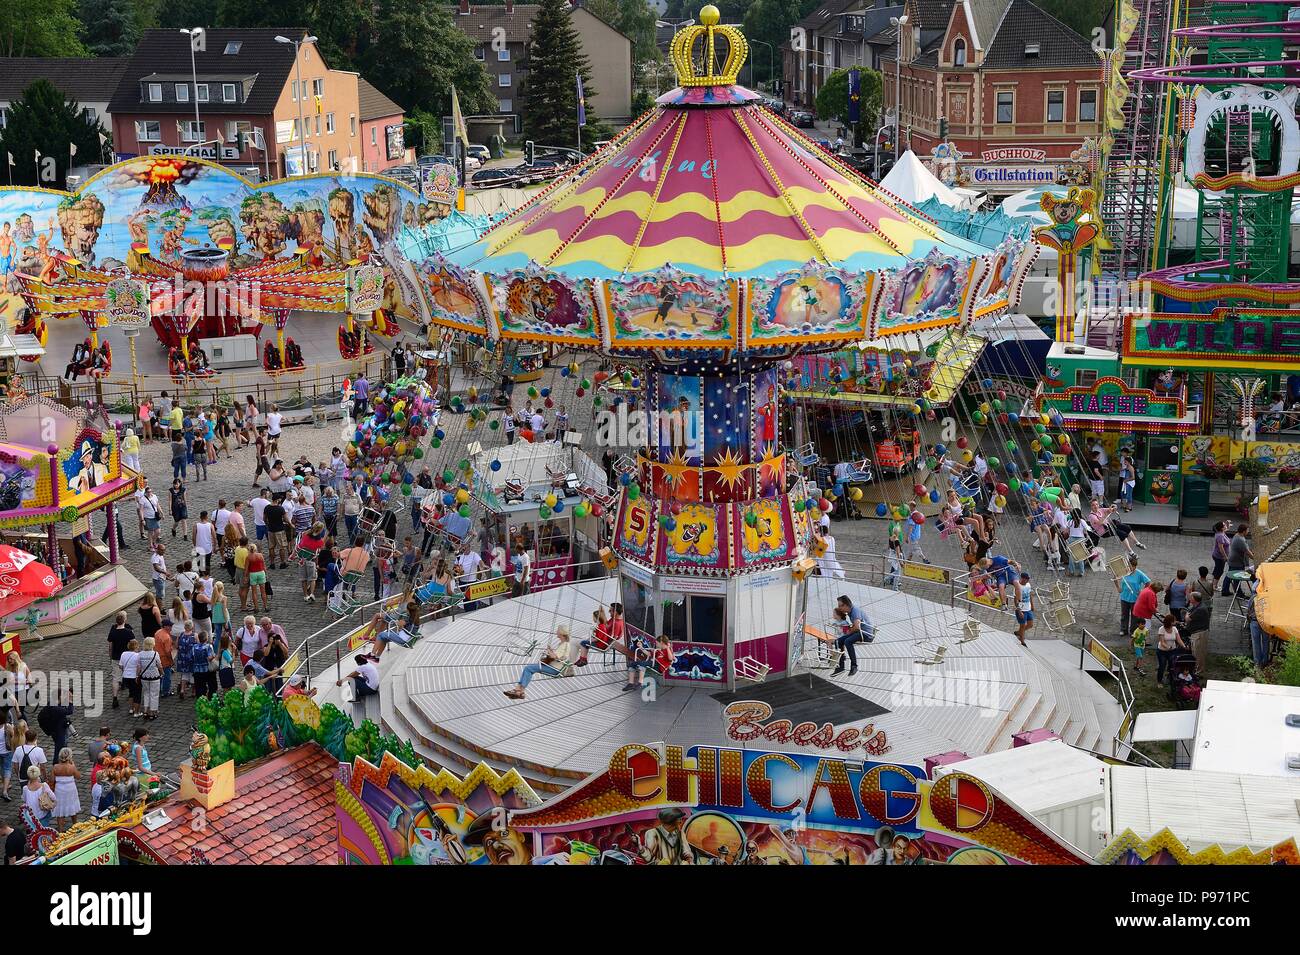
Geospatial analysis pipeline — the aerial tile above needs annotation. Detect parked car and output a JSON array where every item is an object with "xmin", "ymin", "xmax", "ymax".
[
  {"xmin": 512, "ymin": 159, "xmax": 562, "ymax": 184},
  {"xmin": 470, "ymin": 167, "xmax": 514, "ymax": 188},
  {"xmin": 467, "ymin": 143, "xmax": 491, "ymax": 162}
]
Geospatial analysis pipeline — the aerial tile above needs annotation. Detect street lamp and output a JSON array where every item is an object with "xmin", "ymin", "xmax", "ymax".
[
  {"xmin": 748, "ymin": 36, "xmax": 774, "ymax": 92},
  {"xmin": 889, "ymin": 15, "xmax": 908, "ymax": 157},
  {"xmin": 179, "ymin": 29, "xmax": 203, "ymax": 146},
  {"xmin": 276, "ymin": 34, "xmax": 318, "ymax": 176}
]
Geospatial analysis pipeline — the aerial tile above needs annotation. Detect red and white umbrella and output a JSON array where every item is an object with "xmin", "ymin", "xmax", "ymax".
[{"xmin": 0, "ymin": 545, "xmax": 61, "ymax": 617}]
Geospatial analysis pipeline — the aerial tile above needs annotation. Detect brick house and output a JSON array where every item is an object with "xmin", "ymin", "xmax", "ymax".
[
  {"xmin": 879, "ymin": 0, "xmax": 1104, "ymax": 192},
  {"xmin": 107, "ymin": 28, "xmax": 393, "ymax": 180}
]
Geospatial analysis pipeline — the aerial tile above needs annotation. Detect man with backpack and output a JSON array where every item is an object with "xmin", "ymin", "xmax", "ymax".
[
  {"xmin": 13, "ymin": 728, "xmax": 46, "ymax": 785},
  {"xmin": 37, "ymin": 688, "xmax": 75, "ymax": 759}
]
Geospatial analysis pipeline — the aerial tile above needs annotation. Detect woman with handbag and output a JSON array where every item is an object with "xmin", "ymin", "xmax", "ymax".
[
  {"xmin": 23, "ymin": 766, "xmax": 56, "ymax": 826},
  {"xmin": 137, "ymin": 637, "xmax": 163, "ymax": 720},
  {"xmin": 503, "ymin": 626, "xmax": 571, "ymax": 700},
  {"xmin": 217, "ymin": 634, "xmax": 237, "ymax": 691}
]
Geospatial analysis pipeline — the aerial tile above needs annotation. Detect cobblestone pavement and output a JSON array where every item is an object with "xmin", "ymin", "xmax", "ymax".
[{"xmin": 1, "ymin": 348, "xmax": 1244, "ymax": 830}]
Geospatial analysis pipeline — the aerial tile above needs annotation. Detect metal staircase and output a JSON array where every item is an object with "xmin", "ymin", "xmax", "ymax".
[{"xmin": 1099, "ymin": 0, "xmax": 1176, "ymax": 280}]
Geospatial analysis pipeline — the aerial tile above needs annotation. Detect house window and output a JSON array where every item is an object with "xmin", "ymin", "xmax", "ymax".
[
  {"xmin": 223, "ymin": 83, "xmax": 237, "ymax": 102},
  {"xmin": 498, "ymin": 98, "xmax": 512, "ymax": 113},
  {"xmin": 328, "ymin": 149, "xmax": 338, "ymax": 170},
  {"xmin": 326, "ymin": 112, "xmax": 335, "ymax": 134},
  {"xmin": 135, "ymin": 120, "xmax": 161, "ymax": 142},
  {"xmin": 498, "ymin": 48, "xmax": 511, "ymax": 61},
  {"xmin": 293, "ymin": 118, "xmax": 301, "ymax": 141},
  {"xmin": 474, "ymin": 45, "xmax": 485, "ymax": 60},
  {"xmin": 314, "ymin": 116, "xmax": 320, "ymax": 137},
  {"xmin": 499, "ymin": 73, "xmax": 512, "ymax": 88},
  {"xmin": 83, "ymin": 107, "xmax": 97, "ymax": 122},
  {"xmin": 0, "ymin": 108, "xmax": 7, "ymax": 129},
  {"xmin": 1075, "ymin": 369, "xmax": 1098, "ymax": 388},
  {"xmin": 196, "ymin": 84, "xmax": 209, "ymax": 102},
  {"xmin": 996, "ymin": 90, "xmax": 1014, "ymax": 124},
  {"xmin": 224, "ymin": 41, "xmax": 242, "ymax": 54},
  {"xmin": 312, "ymin": 78, "xmax": 324, "ymax": 97},
  {"xmin": 292, "ymin": 80, "xmax": 298, "ymax": 101},
  {"xmin": 147, "ymin": 82, "xmax": 162, "ymax": 102},
  {"xmin": 308, "ymin": 149, "xmax": 318, "ymax": 172},
  {"xmin": 1047, "ymin": 90, "xmax": 1064, "ymax": 123},
  {"xmin": 371, "ymin": 127, "xmax": 377, "ymax": 146},
  {"xmin": 1079, "ymin": 89, "xmax": 1098, "ymax": 122},
  {"xmin": 176, "ymin": 83, "xmax": 189, "ymax": 102},
  {"xmin": 350, "ymin": 114, "xmax": 356, "ymax": 136},
  {"xmin": 953, "ymin": 38, "xmax": 966, "ymax": 66},
  {"xmin": 181, "ymin": 120, "xmax": 205, "ymax": 142}
]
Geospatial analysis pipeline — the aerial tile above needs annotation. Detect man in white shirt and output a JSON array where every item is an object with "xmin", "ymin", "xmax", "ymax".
[
  {"xmin": 250, "ymin": 492, "xmax": 270, "ymax": 542},
  {"xmin": 214, "ymin": 501, "xmax": 232, "ymax": 559},
  {"xmin": 298, "ymin": 477, "xmax": 316, "ymax": 509},
  {"xmin": 1091, "ymin": 441, "xmax": 1109, "ymax": 469},
  {"xmin": 529, "ymin": 410, "xmax": 545, "ymax": 440},
  {"xmin": 511, "ymin": 544, "xmax": 532, "ymax": 596},
  {"xmin": 336, "ymin": 654, "xmax": 380, "ymax": 702}
]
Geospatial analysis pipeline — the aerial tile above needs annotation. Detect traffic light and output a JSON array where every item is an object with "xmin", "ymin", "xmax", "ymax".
[
  {"xmin": 939, "ymin": 117, "xmax": 949, "ymax": 141},
  {"xmin": 525, "ymin": 140, "xmax": 535, "ymax": 164}
]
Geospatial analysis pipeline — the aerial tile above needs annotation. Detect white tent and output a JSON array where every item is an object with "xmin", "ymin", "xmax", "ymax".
[{"xmin": 879, "ymin": 150, "xmax": 975, "ymax": 209}]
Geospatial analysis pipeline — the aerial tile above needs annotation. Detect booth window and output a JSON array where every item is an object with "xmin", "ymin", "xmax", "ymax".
[
  {"xmin": 621, "ymin": 579, "xmax": 655, "ymax": 641},
  {"xmin": 537, "ymin": 519, "xmax": 570, "ymax": 560},
  {"xmin": 1149, "ymin": 441, "xmax": 1180, "ymax": 471},
  {"xmin": 660, "ymin": 593, "xmax": 725, "ymax": 645}
]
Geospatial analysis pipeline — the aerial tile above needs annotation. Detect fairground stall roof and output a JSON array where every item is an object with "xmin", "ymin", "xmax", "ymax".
[{"xmin": 433, "ymin": 7, "xmax": 1032, "ymax": 351}]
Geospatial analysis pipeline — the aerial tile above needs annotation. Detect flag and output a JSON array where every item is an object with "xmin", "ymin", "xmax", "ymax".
[
  {"xmin": 847, "ymin": 68, "xmax": 861, "ymax": 125},
  {"xmin": 314, "ymin": 95, "xmax": 322, "ymax": 116},
  {"xmin": 450, "ymin": 86, "xmax": 470, "ymax": 150},
  {"xmin": 97, "ymin": 131, "xmax": 107, "ymax": 146},
  {"xmin": 34, "ymin": 148, "xmax": 41, "ymax": 163},
  {"xmin": 70, "ymin": 142, "xmax": 78, "ymax": 158},
  {"xmin": 7, "ymin": 153, "xmax": 14, "ymax": 167},
  {"xmin": 576, "ymin": 72, "xmax": 587, "ymax": 128}
]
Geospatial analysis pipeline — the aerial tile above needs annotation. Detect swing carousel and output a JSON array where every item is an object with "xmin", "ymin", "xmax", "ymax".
[{"xmin": 330, "ymin": 9, "xmax": 1120, "ymax": 789}]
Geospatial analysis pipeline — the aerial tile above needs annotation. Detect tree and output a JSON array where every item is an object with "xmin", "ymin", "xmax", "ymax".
[
  {"xmin": 742, "ymin": 0, "xmax": 818, "ymax": 88},
  {"xmin": 815, "ymin": 67, "xmax": 881, "ymax": 138},
  {"xmin": 79, "ymin": 0, "xmax": 141, "ymax": 57},
  {"xmin": 586, "ymin": 0, "xmax": 657, "ymax": 64},
  {"xmin": 1035, "ymin": 0, "xmax": 1110, "ymax": 43},
  {"xmin": 356, "ymin": 0, "xmax": 495, "ymax": 119},
  {"xmin": 0, "ymin": 81, "xmax": 109, "ymax": 188},
  {"xmin": 524, "ymin": 0, "xmax": 598, "ymax": 149},
  {"xmin": 0, "ymin": 0, "xmax": 86, "ymax": 57},
  {"xmin": 155, "ymin": 0, "xmax": 220, "ymax": 29}
]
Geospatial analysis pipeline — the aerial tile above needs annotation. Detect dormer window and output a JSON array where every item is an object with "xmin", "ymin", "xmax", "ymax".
[
  {"xmin": 224, "ymin": 41, "xmax": 242, "ymax": 55},
  {"xmin": 953, "ymin": 37, "xmax": 966, "ymax": 66},
  {"xmin": 1025, "ymin": 43, "xmax": 1040, "ymax": 58}
]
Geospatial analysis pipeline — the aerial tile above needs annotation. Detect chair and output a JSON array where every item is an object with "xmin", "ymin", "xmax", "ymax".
[
  {"xmin": 733, "ymin": 656, "xmax": 771, "ymax": 682},
  {"xmin": 792, "ymin": 442, "xmax": 820, "ymax": 468},
  {"xmin": 358, "ymin": 506, "xmax": 384, "ymax": 537},
  {"xmin": 505, "ymin": 632, "xmax": 540, "ymax": 657},
  {"xmin": 327, "ymin": 583, "xmax": 358, "ymax": 617}
]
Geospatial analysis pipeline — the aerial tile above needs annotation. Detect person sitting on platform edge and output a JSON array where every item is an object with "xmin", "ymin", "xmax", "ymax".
[
  {"xmin": 832, "ymin": 594, "xmax": 873, "ymax": 677},
  {"xmin": 336, "ymin": 655, "xmax": 380, "ymax": 703},
  {"xmin": 504, "ymin": 625, "xmax": 572, "ymax": 700}
]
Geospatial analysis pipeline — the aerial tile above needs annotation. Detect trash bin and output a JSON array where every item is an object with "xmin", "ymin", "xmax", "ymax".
[
  {"xmin": 312, "ymin": 401, "xmax": 328, "ymax": 429},
  {"xmin": 1182, "ymin": 476, "xmax": 1210, "ymax": 518}
]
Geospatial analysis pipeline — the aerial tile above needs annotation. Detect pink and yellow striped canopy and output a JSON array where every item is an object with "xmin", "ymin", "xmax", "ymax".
[{"xmin": 450, "ymin": 97, "xmax": 990, "ymax": 280}]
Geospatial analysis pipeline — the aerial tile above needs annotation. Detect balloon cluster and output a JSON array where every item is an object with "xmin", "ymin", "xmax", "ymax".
[{"xmin": 347, "ymin": 377, "xmax": 435, "ymax": 496}]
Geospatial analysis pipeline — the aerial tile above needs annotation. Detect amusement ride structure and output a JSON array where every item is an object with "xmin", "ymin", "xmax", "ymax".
[{"xmin": 333, "ymin": 7, "xmax": 1125, "ymax": 791}]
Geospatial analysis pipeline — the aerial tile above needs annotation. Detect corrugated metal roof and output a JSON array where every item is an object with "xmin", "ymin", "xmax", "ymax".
[{"xmin": 1108, "ymin": 765, "xmax": 1300, "ymax": 852}]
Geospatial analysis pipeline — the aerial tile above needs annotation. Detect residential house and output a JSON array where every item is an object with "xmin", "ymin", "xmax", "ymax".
[
  {"xmin": 107, "ymin": 28, "xmax": 394, "ymax": 180},
  {"xmin": 878, "ymin": 0, "xmax": 1104, "ymax": 191},
  {"xmin": 358, "ymin": 78, "xmax": 407, "ymax": 174},
  {"xmin": 784, "ymin": 0, "xmax": 904, "ymax": 110},
  {"xmin": 450, "ymin": 1, "xmax": 632, "ymax": 136},
  {"xmin": 0, "ymin": 57, "xmax": 128, "ymax": 134}
]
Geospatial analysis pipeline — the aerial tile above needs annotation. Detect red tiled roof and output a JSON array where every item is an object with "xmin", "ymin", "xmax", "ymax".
[{"xmin": 128, "ymin": 743, "xmax": 340, "ymax": 865}]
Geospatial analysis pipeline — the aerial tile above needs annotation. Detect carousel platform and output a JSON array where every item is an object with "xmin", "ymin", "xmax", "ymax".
[{"xmin": 316, "ymin": 577, "xmax": 1123, "ymax": 793}]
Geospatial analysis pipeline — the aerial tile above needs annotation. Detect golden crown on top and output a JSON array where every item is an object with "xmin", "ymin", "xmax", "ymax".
[{"xmin": 670, "ymin": 5, "xmax": 749, "ymax": 88}]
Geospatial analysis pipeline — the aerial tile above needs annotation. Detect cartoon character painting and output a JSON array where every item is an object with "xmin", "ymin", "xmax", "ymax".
[
  {"xmin": 893, "ymin": 259, "xmax": 959, "ymax": 318},
  {"xmin": 63, "ymin": 436, "xmax": 111, "ymax": 496},
  {"xmin": 1150, "ymin": 472, "xmax": 1175, "ymax": 505}
]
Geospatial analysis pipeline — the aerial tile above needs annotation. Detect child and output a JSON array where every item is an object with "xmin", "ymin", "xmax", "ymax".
[
  {"xmin": 1044, "ymin": 529, "xmax": 1063, "ymax": 573},
  {"xmin": 1130, "ymin": 622, "xmax": 1148, "ymax": 676},
  {"xmin": 653, "ymin": 636, "xmax": 673, "ymax": 677},
  {"xmin": 883, "ymin": 538, "xmax": 902, "ymax": 591}
]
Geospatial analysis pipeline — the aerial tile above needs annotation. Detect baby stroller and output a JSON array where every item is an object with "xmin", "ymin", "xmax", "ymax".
[{"xmin": 1167, "ymin": 652, "xmax": 1201, "ymax": 708}]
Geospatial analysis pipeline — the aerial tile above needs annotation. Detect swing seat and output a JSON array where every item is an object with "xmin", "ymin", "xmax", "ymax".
[
  {"xmin": 369, "ymin": 535, "xmax": 398, "ymax": 561},
  {"xmin": 505, "ymin": 633, "xmax": 540, "ymax": 657},
  {"xmin": 793, "ymin": 442, "xmax": 820, "ymax": 468},
  {"xmin": 612, "ymin": 454, "xmax": 638, "ymax": 477},
  {"xmin": 294, "ymin": 545, "xmax": 316, "ymax": 563},
  {"xmin": 358, "ymin": 506, "xmax": 383, "ymax": 536},
  {"xmin": 733, "ymin": 656, "xmax": 771, "ymax": 682},
  {"xmin": 342, "ymin": 569, "xmax": 364, "ymax": 585},
  {"xmin": 328, "ymin": 584, "xmax": 358, "ymax": 616}
]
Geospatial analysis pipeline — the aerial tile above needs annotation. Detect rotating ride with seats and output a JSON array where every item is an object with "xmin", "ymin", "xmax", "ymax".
[{"xmin": 423, "ymin": 7, "xmax": 1034, "ymax": 687}]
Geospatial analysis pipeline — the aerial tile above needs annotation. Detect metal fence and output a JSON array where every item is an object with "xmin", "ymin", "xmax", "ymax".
[{"xmin": 1252, "ymin": 485, "xmax": 1300, "ymax": 563}]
